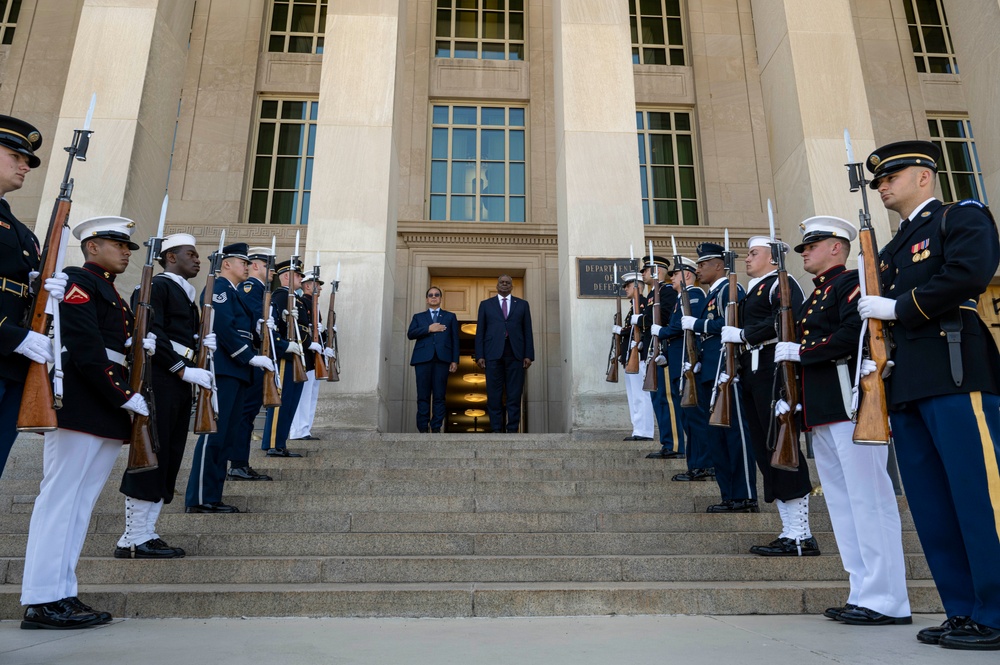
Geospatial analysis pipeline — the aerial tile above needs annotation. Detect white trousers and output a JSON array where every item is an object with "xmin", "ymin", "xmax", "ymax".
[
  {"xmin": 289, "ymin": 369, "xmax": 318, "ymax": 439},
  {"xmin": 21, "ymin": 429, "xmax": 121, "ymax": 605},
  {"xmin": 624, "ymin": 361, "xmax": 654, "ymax": 438},
  {"xmin": 811, "ymin": 421, "xmax": 910, "ymax": 617}
]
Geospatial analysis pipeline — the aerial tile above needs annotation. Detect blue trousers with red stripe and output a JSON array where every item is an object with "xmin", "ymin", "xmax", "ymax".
[{"xmin": 890, "ymin": 391, "xmax": 1000, "ymax": 629}]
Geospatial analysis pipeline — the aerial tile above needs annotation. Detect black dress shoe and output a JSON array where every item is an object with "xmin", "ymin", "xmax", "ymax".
[
  {"xmin": 646, "ymin": 450, "xmax": 684, "ymax": 459},
  {"xmin": 939, "ymin": 620, "xmax": 1000, "ymax": 650},
  {"xmin": 114, "ymin": 538, "xmax": 185, "ymax": 559},
  {"xmin": 266, "ymin": 448, "xmax": 303, "ymax": 457},
  {"xmin": 823, "ymin": 603, "xmax": 857, "ymax": 620},
  {"xmin": 21, "ymin": 599, "xmax": 101, "ymax": 630},
  {"xmin": 185, "ymin": 502, "xmax": 240, "ymax": 513},
  {"xmin": 728, "ymin": 499, "xmax": 760, "ymax": 513},
  {"xmin": 65, "ymin": 597, "xmax": 112, "ymax": 624},
  {"xmin": 672, "ymin": 468, "xmax": 713, "ymax": 481},
  {"xmin": 917, "ymin": 615, "xmax": 970, "ymax": 645},
  {"xmin": 750, "ymin": 536, "xmax": 821, "ymax": 557},
  {"xmin": 706, "ymin": 500, "xmax": 734, "ymax": 513},
  {"xmin": 228, "ymin": 466, "xmax": 273, "ymax": 481},
  {"xmin": 839, "ymin": 606, "xmax": 912, "ymax": 626},
  {"xmin": 298, "ymin": 434, "xmax": 320, "ymax": 440}
]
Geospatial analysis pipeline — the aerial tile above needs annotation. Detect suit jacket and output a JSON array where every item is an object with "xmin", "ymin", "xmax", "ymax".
[
  {"xmin": 0, "ymin": 199, "xmax": 40, "ymax": 383},
  {"xmin": 474, "ymin": 295, "xmax": 534, "ymax": 362},
  {"xmin": 408, "ymin": 309, "xmax": 459, "ymax": 365}
]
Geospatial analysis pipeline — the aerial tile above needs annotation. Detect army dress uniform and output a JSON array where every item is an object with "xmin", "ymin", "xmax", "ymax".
[
  {"xmin": 640, "ymin": 256, "xmax": 682, "ymax": 457},
  {"xmin": 261, "ymin": 260, "xmax": 308, "ymax": 456},
  {"xmin": 618, "ymin": 271, "xmax": 654, "ymax": 441},
  {"xmin": 793, "ymin": 217, "xmax": 910, "ymax": 623}
]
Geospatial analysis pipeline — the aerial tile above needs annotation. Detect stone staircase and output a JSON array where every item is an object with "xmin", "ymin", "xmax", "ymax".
[{"xmin": 0, "ymin": 431, "xmax": 941, "ymax": 618}]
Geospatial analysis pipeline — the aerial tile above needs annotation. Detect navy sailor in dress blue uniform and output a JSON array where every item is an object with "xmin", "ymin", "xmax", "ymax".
[
  {"xmin": 641, "ymin": 256, "xmax": 682, "ymax": 458},
  {"xmin": 681, "ymin": 242, "xmax": 757, "ymax": 512},
  {"xmin": 859, "ymin": 140, "xmax": 1000, "ymax": 649},
  {"xmin": 777, "ymin": 216, "xmax": 910, "ymax": 626},
  {"xmin": 20, "ymin": 216, "xmax": 149, "ymax": 629},
  {"xmin": 185, "ymin": 243, "xmax": 273, "ymax": 513},
  {"xmin": 0, "ymin": 114, "xmax": 61, "ymax": 478}
]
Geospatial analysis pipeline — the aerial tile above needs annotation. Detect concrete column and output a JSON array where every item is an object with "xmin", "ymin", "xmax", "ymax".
[
  {"xmin": 308, "ymin": 1, "xmax": 406, "ymax": 431},
  {"xmin": 942, "ymin": 0, "xmax": 1000, "ymax": 204},
  {"xmin": 751, "ymin": 0, "xmax": 890, "ymax": 269},
  {"xmin": 552, "ymin": 1, "xmax": 644, "ymax": 432},
  {"xmin": 35, "ymin": 0, "xmax": 194, "ymax": 286}
]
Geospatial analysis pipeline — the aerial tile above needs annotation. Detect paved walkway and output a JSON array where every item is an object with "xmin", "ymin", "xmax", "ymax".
[{"xmin": 2, "ymin": 613, "xmax": 994, "ymax": 664}]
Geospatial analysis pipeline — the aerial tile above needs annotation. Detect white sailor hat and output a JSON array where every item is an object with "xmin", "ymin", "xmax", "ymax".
[
  {"xmin": 748, "ymin": 235, "xmax": 790, "ymax": 253},
  {"xmin": 620, "ymin": 271, "xmax": 643, "ymax": 285},
  {"xmin": 247, "ymin": 246, "xmax": 273, "ymax": 261},
  {"xmin": 302, "ymin": 271, "xmax": 325, "ymax": 285},
  {"xmin": 668, "ymin": 256, "xmax": 698, "ymax": 275},
  {"xmin": 159, "ymin": 233, "xmax": 197, "ymax": 257},
  {"xmin": 72, "ymin": 216, "xmax": 140, "ymax": 250},
  {"xmin": 794, "ymin": 216, "xmax": 858, "ymax": 253}
]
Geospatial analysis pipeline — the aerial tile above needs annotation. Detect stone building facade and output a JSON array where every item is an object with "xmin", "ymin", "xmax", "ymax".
[{"xmin": 1, "ymin": 0, "xmax": 997, "ymax": 433}]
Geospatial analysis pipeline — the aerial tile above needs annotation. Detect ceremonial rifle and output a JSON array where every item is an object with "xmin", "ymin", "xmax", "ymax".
[
  {"xmin": 287, "ymin": 231, "xmax": 308, "ymax": 383},
  {"xmin": 260, "ymin": 236, "xmax": 283, "ymax": 407},
  {"xmin": 125, "ymin": 195, "xmax": 167, "ymax": 473},
  {"xmin": 17, "ymin": 94, "xmax": 96, "ymax": 432},
  {"xmin": 709, "ymin": 230, "xmax": 738, "ymax": 427},
  {"xmin": 326, "ymin": 269, "xmax": 340, "ymax": 382},
  {"xmin": 193, "ymin": 231, "xmax": 225, "ymax": 434},
  {"xmin": 769, "ymin": 200, "xmax": 800, "ymax": 472},
  {"xmin": 845, "ymin": 130, "xmax": 891, "ymax": 445},
  {"xmin": 643, "ymin": 241, "xmax": 660, "ymax": 392},
  {"xmin": 605, "ymin": 262, "xmax": 621, "ymax": 383},
  {"xmin": 625, "ymin": 254, "xmax": 642, "ymax": 375},
  {"xmin": 310, "ymin": 251, "xmax": 329, "ymax": 380},
  {"xmin": 671, "ymin": 235, "xmax": 699, "ymax": 408}
]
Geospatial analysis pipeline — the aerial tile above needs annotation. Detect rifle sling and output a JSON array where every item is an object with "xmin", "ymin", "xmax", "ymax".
[{"xmin": 940, "ymin": 310, "xmax": 963, "ymax": 387}]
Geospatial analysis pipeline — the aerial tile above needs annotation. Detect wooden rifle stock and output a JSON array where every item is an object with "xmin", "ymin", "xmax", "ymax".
[
  {"xmin": 643, "ymin": 274, "xmax": 661, "ymax": 392},
  {"xmin": 126, "ymin": 261, "xmax": 158, "ymax": 473},
  {"xmin": 674, "ymin": 260, "xmax": 699, "ymax": 408},
  {"xmin": 625, "ymin": 283, "xmax": 641, "ymax": 374},
  {"xmin": 853, "ymin": 225, "xmax": 891, "ymax": 445},
  {"xmin": 771, "ymin": 266, "xmax": 800, "ymax": 472},
  {"xmin": 311, "ymin": 290, "xmax": 329, "ymax": 380},
  {"xmin": 193, "ymin": 269, "xmax": 218, "ymax": 434},
  {"xmin": 325, "ymin": 288, "xmax": 340, "ymax": 382},
  {"xmin": 606, "ymin": 289, "xmax": 622, "ymax": 383},
  {"xmin": 709, "ymin": 271, "xmax": 739, "ymax": 428},
  {"xmin": 258, "ymin": 258, "xmax": 282, "ymax": 407},
  {"xmin": 287, "ymin": 287, "xmax": 308, "ymax": 383}
]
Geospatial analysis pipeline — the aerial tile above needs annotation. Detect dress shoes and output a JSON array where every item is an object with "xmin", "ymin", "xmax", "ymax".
[
  {"xmin": 749, "ymin": 536, "xmax": 821, "ymax": 557},
  {"xmin": 65, "ymin": 597, "xmax": 112, "ymax": 624},
  {"xmin": 623, "ymin": 435, "xmax": 654, "ymax": 441},
  {"xmin": 228, "ymin": 466, "xmax": 273, "ymax": 481},
  {"xmin": 839, "ymin": 606, "xmax": 912, "ymax": 626},
  {"xmin": 917, "ymin": 615, "xmax": 970, "ymax": 645},
  {"xmin": 114, "ymin": 537, "xmax": 185, "ymax": 559},
  {"xmin": 21, "ymin": 599, "xmax": 102, "ymax": 630},
  {"xmin": 646, "ymin": 450, "xmax": 684, "ymax": 459},
  {"xmin": 823, "ymin": 603, "xmax": 858, "ymax": 621},
  {"xmin": 298, "ymin": 434, "xmax": 320, "ymax": 440},
  {"xmin": 185, "ymin": 502, "xmax": 240, "ymax": 514},
  {"xmin": 706, "ymin": 498, "xmax": 759, "ymax": 513},
  {"xmin": 266, "ymin": 448, "xmax": 302, "ymax": 458},
  {"xmin": 672, "ymin": 468, "xmax": 713, "ymax": 482},
  {"xmin": 938, "ymin": 620, "xmax": 1000, "ymax": 650}
]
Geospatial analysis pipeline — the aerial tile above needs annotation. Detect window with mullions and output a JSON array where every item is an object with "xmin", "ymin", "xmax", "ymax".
[
  {"xmin": 435, "ymin": 0, "xmax": 525, "ymax": 61},
  {"xmin": 267, "ymin": 0, "xmax": 328, "ymax": 54},
  {"xmin": 637, "ymin": 110, "xmax": 699, "ymax": 225},
  {"xmin": 928, "ymin": 117, "xmax": 988, "ymax": 205},
  {"xmin": 0, "ymin": 0, "xmax": 21, "ymax": 45},
  {"xmin": 248, "ymin": 99, "xmax": 317, "ymax": 225},
  {"xmin": 903, "ymin": 0, "xmax": 958, "ymax": 74},
  {"xmin": 428, "ymin": 105, "xmax": 527, "ymax": 223},
  {"xmin": 630, "ymin": 0, "xmax": 685, "ymax": 66}
]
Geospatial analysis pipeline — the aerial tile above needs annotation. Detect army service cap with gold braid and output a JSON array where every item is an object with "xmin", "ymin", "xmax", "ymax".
[
  {"xmin": 72, "ymin": 216, "xmax": 140, "ymax": 250},
  {"xmin": 866, "ymin": 140, "xmax": 940, "ymax": 190},
  {"xmin": 641, "ymin": 255, "xmax": 671, "ymax": 273},
  {"xmin": 0, "ymin": 114, "xmax": 43, "ymax": 168}
]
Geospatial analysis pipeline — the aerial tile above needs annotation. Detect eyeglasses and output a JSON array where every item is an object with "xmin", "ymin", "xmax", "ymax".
[{"xmin": 427, "ymin": 293, "xmax": 442, "ymax": 298}]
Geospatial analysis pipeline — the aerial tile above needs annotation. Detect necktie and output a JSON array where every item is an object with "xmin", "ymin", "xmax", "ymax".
[
  {"xmin": 898, "ymin": 218, "xmax": 909, "ymax": 235},
  {"xmin": 502, "ymin": 297, "xmax": 508, "ymax": 319},
  {"xmin": 431, "ymin": 310, "xmax": 438, "ymax": 323}
]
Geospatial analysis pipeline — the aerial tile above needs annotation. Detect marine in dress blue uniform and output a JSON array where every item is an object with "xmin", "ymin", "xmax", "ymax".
[
  {"xmin": 262, "ymin": 259, "xmax": 308, "ymax": 456},
  {"xmin": 407, "ymin": 285, "xmax": 459, "ymax": 433},
  {"xmin": 859, "ymin": 140, "xmax": 1000, "ymax": 649},
  {"xmin": 640, "ymin": 256, "xmax": 682, "ymax": 458}
]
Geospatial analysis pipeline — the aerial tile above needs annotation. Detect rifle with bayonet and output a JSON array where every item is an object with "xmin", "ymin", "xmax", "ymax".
[
  {"xmin": 326, "ymin": 277, "xmax": 340, "ymax": 382},
  {"xmin": 259, "ymin": 236, "xmax": 283, "ymax": 406},
  {"xmin": 625, "ymin": 258, "xmax": 642, "ymax": 375},
  {"xmin": 193, "ymin": 232, "xmax": 224, "ymax": 434},
  {"xmin": 643, "ymin": 243, "xmax": 660, "ymax": 392},
  {"xmin": 709, "ymin": 230, "xmax": 738, "ymax": 428},
  {"xmin": 671, "ymin": 235, "xmax": 699, "ymax": 408},
  {"xmin": 310, "ymin": 254, "xmax": 329, "ymax": 380},
  {"xmin": 287, "ymin": 232, "xmax": 308, "ymax": 383},
  {"xmin": 769, "ymin": 200, "xmax": 800, "ymax": 472},
  {"xmin": 606, "ymin": 263, "xmax": 621, "ymax": 383}
]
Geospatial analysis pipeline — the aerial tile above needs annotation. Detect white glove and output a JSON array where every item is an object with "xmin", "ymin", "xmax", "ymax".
[
  {"xmin": 858, "ymin": 295, "xmax": 898, "ymax": 321},
  {"xmin": 650, "ymin": 324, "xmax": 663, "ymax": 336},
  {"xmin": 611, "ymin": 325, "xmax": 623, "ymax": 336},
  {"xmin": 14, "ymin": 330, "xmax": 54, "ymax": 364},
  {"xmin": 774, "ymin": 399, "xmax": 802, "ymax": 417},
  {"xmin": 43, "ymin": 272, "xmax": 69, "ymax": 302},
  {"xmin": 202, "ymin": 333, "xmax": 217, "ymax": 352},
  {"xmin": 718, "ymin": 372, "xmax": 738, "ymax": 384},
  {"xmin": 860, "ymin": 358, "xmax": 895, "ymax": 378},
  {"xmin": 323, "ymin": 346, "xmax": 335, "ymax": 358},
  {"xmin": 28, "ymin": 270, "xmax": 39, "ymax": 293},
  {"xmin": 283, "ymin": 308, "xmax": 299, "ymax": 321},
  {"xmin": 654, "ymin": 353, "xmax": 667, "ymax": 367},
  {"xmin": 774, "ymin": 341, "xmax": 801, "ymax": 363},
  {"xmin": 682, "ymin": 361, "xmax": 702, "ymax": 374},
  {"xmin": 332, "ymin": 324, "xmax": 338, "ymax": 333},
  {"xmin": 249, "ymin": 355, "xmax": 275, "ymax": 372},
  {"xmin": 318, "ymin": 322, "xmax": 326, "ymax": 334},
  {"xmin": 257, "ymin": 317, "xmax": 277, "ymax": 334},
  {"xmin": 721, "ymin": 326, "xmax": 744, "ymax": 344},
  {"xmin": 681, "ymin": 316, "xmax": 697, "ymax": 331},
  {"xmin": 121, "ymin": 393, "xmax": 149, "ymax": 417},
  {"xmin": 142, "ymin": 332, "xmax": 156, "ymax": 355},
  {"xmin": 309, "ymin": 341, "xmax": 323, "ymax": 353},
  {"xmin": 285, "ymin": 342, "xmax": 302, "ymax": 356},
  {"xmin": 630, "ymin": 314, "xmax": 642, "ymax": 325},
  {"xmin": 181, "ymin": 367, "xmax": 214, "ymax": 389}
]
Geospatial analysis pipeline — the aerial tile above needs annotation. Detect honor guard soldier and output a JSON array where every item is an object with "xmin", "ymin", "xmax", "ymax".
[
  {"xmin": 185, "ymin": 243, "xmax": 273, "ymax": 513},
  {"xmin": 654, "ymin": 257, "xmax": 714, "ymax": 481},
  {"xmin": 289, "ymin": 271, "xmax": 333, "ymax": 440},
  {"xmin": 859, "ymin": 140, "xmax": 1000, "ymax": 649},
  {"xmin": 616, "ymin": 270, "xmax": 654, "ymax": 442},
  {"xmin": 20, "ymin": 216, "xmax": 151, "ymax": 629},
  {"xmin": 681, "ymin": 242, "xmax": 757, "ymax": 512},
  {"xmin": 776, "ymin": 216, "xmax": 910, "ymax": 626},
  {"xmin": 229, "ymin": 246, "xmax": 281, "ymax": 481},
  {"xmin": 640, "ymin": 255, "xmax": 682, "ymax": 458},
  {"xmin": 116, "ymin": 234, "xmax": 214, "ymax": 558},
  {"xmin": 722, "ymin": 236, "xmax": 817, "ymax": 555},
  {"xmin": 262, "ymin": 259, "xmax": 310, "ymax": 457},
  {"xmin": 0, "ymin": 115, "xmax": 62, "ymax": 478}
]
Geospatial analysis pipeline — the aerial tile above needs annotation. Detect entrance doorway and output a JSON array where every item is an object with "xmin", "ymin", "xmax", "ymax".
[{"xmin": 431, "ymin": 276, "xmax": 524, "ymax": 433}]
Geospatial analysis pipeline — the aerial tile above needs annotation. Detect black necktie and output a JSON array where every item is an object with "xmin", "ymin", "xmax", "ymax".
[
  {"xmin": 431, "ymin": 310, "xmax": 437, "ymax": 323},
  {"xmin": 898, "ymin": 218, "xmax": 909, "ymax": 235}
]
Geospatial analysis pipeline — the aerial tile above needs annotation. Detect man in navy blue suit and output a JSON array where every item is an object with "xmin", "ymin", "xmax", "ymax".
[
  {"xmin": 474, "ymin": 274, "xmax": 534, "ymax": 432},
  {"xmin": 407, "ymin": 286, "xmax": 459, "ymax": 433}
]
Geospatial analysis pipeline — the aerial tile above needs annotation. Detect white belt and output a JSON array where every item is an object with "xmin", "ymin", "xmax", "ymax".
[
  {"xmin": 62, "ymin": 346, "xmax": 126, "ymax": 366},
  {"xmin": 170, "ymin": 340, "xmax": 196, "ymax": 361}
]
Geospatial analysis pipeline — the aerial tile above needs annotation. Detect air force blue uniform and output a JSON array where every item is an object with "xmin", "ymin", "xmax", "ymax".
[{"xmin": 661, "ymin": 284, "xmax": 709, "ymax": 468}]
